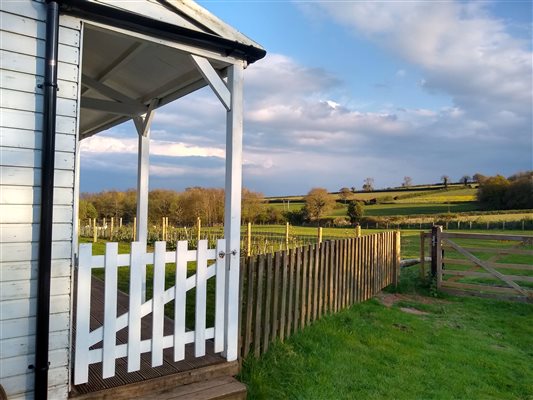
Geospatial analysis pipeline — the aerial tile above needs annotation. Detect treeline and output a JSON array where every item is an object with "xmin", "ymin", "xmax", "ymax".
[
  {"xmin": 80, "ymin": 187, "xmax": 285, "ymax": 226},
  {"xmin": 477, "ymin": 171, "xmax": 532, "ymax": 210}
]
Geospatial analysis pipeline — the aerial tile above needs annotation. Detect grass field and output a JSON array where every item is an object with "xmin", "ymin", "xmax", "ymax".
[{"xmin": 239, "ymin": 265, "xmax": 533, "ymax": 400}]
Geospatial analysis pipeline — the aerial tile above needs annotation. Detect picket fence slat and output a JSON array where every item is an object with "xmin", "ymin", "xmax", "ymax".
[
  {"xmin": 195, "ymin": 240, "xmax": 208, "ymax": 357},
  {"xmin": 214, "ymin": 239, "xmax": 226, "ymax": 353},
  {"xmin": 127, "ymin": 242, "xmax": 143, "ymax": 372},
  {"xmin": 102, "ymin": 243, "xmax": 118, "ymax": 379},
  {"xmin": 152, "ymin": 242, "xmax": 166, "ymax": 365},
  {"xmin": 174, "ymin": 241, "xmax": 188, "ymax": 361}
]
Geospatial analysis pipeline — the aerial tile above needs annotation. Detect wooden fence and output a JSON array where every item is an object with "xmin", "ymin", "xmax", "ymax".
[
  {"xmin": 424, "ymin": 228, "xmax": 533, "ymax": 301},
  {"xmin": 238, "ymin": 231, "xmax": 401, "ymax": 359}
]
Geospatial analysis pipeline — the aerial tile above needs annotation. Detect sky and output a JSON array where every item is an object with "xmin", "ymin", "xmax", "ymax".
[{"xmin": 80, "ymin": 0, "xmax": 533, "ymax": 196}]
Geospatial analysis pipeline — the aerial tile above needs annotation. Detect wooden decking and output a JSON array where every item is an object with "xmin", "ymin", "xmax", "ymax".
[{"xmin": 70, "ymin": 277, "xmax": 233, "ymax": 399}]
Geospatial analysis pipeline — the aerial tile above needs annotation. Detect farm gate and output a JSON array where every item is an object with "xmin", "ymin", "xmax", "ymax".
[{"xmin": 424, "ymin": 228, "xmax": 533, "ymax": 301}]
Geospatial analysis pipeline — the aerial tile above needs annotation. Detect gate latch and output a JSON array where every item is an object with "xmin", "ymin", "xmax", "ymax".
[{"xmin": 218, "ymin": 250, "xmax": 238, "ymax": 259}]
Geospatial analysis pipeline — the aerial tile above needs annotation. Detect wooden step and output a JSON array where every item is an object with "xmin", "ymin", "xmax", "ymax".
[
  {"xmin": 70, "ymin": 361, "xmax": 240, "ymax": 400},
  {"xmin": 131, "ymin": 376, "xmax": 247, "ymax": 400}
]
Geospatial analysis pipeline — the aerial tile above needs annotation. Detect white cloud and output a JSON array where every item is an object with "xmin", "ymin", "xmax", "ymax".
[
  {"xmin": 81, "ymin": 135, "xmax": 225, "ymax": 158},
  {"xmin": 312, "ymin": 1, "xmax": 532, "ymax": 120}
]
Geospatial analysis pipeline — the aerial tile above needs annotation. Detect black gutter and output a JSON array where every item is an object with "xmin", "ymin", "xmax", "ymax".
[
  {"xmin": 35, "ymin": 1, "xmax": 60, "ymax": 398},
  {"xmin": 58, "ymin": 0, "xmax": 266, "ymax": 64}
]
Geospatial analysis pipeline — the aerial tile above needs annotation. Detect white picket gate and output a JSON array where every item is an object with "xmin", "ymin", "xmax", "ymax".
[{"xmin": 74, "ymin": 239, "xmax": 227, "ymax": 385}]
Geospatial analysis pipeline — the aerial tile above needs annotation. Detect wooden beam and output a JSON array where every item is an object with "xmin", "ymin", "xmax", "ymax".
[
  {"xmin": 81, "ymin": 97, "xmax": 147, "ymax": 116},
  {"xmin": 191, "ymin": 55, "xmax": 231, "ymax": 111},
  {"xmin": 443, "ymin": 238, "xmax": 529, "ymax": 297},
  {"xmin": 80, "ymin": 41, "xmax": 147, "ymax": 97},
  {"xmin": 82, "ymin": 74, "xmax": 143, "ymax": 106},
  {"xmin": 223, "ymin": 62, "xmax": 244, "ymax": 362}
]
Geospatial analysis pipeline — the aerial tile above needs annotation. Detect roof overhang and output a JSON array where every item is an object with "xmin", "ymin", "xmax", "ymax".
[{"xmin": 58, "ymin": 0, "xmax": 266, "ymax": 138}]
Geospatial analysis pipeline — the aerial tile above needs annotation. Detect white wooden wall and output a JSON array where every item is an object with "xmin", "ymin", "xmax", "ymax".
[{"xmin": 0, "ymin": 1, "xmax": 81, "ymax": 398}]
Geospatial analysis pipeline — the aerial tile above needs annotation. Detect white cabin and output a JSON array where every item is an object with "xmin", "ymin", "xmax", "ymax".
[{"xmin": 0, "ymin": 1, "xmax": 265, "ymax": 398}]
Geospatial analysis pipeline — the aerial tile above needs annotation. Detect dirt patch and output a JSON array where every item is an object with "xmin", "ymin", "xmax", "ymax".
[
  {"xmin": 377, "ymin": 292, "xmax": 448, "ymax": 307},
  {"xmin": 377, "ymin": 292, "xmax": 449, "ymax": 315},
  {"xmin": 399, "ymin": 307, "xmax": 429, "ymax": 315}
]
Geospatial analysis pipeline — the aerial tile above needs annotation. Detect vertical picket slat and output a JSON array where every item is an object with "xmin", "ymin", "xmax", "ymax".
[
  {"xmin": 328, "ymin": 241, "xmax": 335, "ymax": 313},
  {"xmin": 74, "ymin": 244, "xmax": 92, "ymax": 385},
  {"xmin": 128, "ymin": 242, "xmax": 143, "ymax": 372},
  {"xmin": 238, "ymin": 256, "xmax": 246, "ymax": 358},
  {"xmin": 286, "ymin": 249, "xmax": 295, "ymax": 337},
  {"xmin": 214, "ymin": 239, "xmax": 226, "ymax": 353},
  {"xmin": 318, "ymin": 243, "xmax": 324, "ymax": 317},
  {"xmin": 323, "ymin": 241, "xmax": 330, "ymax": 314},
  {"xmin": 263, "ymin": 253, "xmax": 273, "ymax": 353},
  {"xmin": 280, "ymin": 251, "xmax": 288, "ymax": 341},
  {"xmin": 151, "ymin": 241, "xmax": 166, "ymax": 366},
  {"xmin": 300, "ymin": 245, "xmax": 308, "ymax": 327},
  {"xmin": 307, "ymin": 245, "xmax": 314, "ymax": 324},
  {"xmin": 102, "ymin": 242, "xmax": 118, "ymax": 379},
  {"xmin": 254, "ymin": 255, "xmax": 265, "ymax": 357},
  {"xmin": 294, "ymin": 247, "xmax": 301, "ymax": 332},
  {"xmin": 271, "ymin": 252, "xmax": 281, "ymax": 341},
  {"xmin": 243, "ymin": 256, "xmax": 255, "ymax": 358},
  {"xmin": 195, "ymin": 240, "xmax": 208, "ymax": 357},
  {"xmin": 174, "ymin": 241, "xmax": 188, "ymax": 361}
]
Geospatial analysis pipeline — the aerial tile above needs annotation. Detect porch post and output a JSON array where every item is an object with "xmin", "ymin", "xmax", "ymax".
[
  {"xmin": 134, "ymin": 100, "xmax": 157, "ymax": 245},
  {"xmin": 136, "ymin": 131, "xmax": 150, "ymax": 245},
  {"xmin": 224, "ymin": 61, "xmax": 244, "ymax": 361}
]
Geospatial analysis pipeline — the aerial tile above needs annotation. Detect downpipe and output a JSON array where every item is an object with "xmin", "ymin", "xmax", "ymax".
[{"xmin": 34, "ymin": 1, "xmax": 60, "ymax": 398}]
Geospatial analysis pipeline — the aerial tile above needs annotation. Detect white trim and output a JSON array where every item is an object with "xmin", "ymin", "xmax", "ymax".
[{"xmin": 191, "ymin": 55, "xmax": 230, "ymax": 111}]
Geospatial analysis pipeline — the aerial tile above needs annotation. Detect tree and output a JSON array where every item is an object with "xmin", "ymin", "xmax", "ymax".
[
  {"xmin": 472, "ymin": 173, "xmax": 486, "ymax": 184},
  {"xmin": 402, "ymin": 176, "xmax": 412, "ymax": 188},
  {"xmin": 242, "ymin": 189, "xmax": 265, "ymax": 223},
  {"xmin": 350, "ymin": 186, "xmax": 357, "ymax": 193},
  {"xmin": 477, "ymin": 175, "xmax": 510, "ymax": 209},
  {"xmin": 79, "ymin": 199, "xmax": 97, "ymax": 221},
  {"xmin": 347, "ymin": 201, "xmax": 364, "ymax": 223},
  {"xmin": 461, "ymin": 175, "xmax": 470, "ymax": 186},
  {"xmin": 304, "ymin": 188, "xmax": 335, "ymax": 221},
  {"xmin": 362, "ymin": 177, "xmax": 374, "ymax": 192},
  {"xmin": 339, "ymin": 187, "xmax": 352, "ymax": 204},
  {"xmin": 441, "ymin": 175, "xmax": 450, "ymax": 188}
]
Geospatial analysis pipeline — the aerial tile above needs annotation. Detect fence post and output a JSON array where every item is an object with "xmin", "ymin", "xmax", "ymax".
[
  {"xmin": 431, "ymin": 226, "xmax": 443, "ymax": 288},
  {"xmin": 110, "ymin": 217, "xmax": 114, "ymax": 241},
  {"xmin": 393, "ymin": 231, "xmax": 401, "ymax": 287},
  {"xmin": 285, "ymin": 222, "xmax": 290, "ymax": 251},
  {"xmin": 317, "ymin": 227, "xmax": 323, "ymax": 246},
  {"xmin": 197, "ymin": 217, "xmax": 201, "ymax": 243},
  {"xmin": 247, "ymin": 222, "xmax": 252, "ymax": 257},
  {"xmin": 93, "ymin": 218, "xmax": 97, "ymax": 243},
  {"xmin": 119, "ymin": 217, "xmax": 123, "ymax": 228},
  {"xmin": 419, "ymin": 231, "xmax": 425, "ymax": 279},
  {"xmin": 133, "ymin": 217, "xmax": 137, "ymax": 241},
  {"xmin": 355, "ymin": 224, "xmax": 361, "ymax": 238}
]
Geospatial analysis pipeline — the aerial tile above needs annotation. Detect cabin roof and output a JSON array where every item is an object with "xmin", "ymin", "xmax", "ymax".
[{"xmin": 59, "ymin": 0, "xmax": 266, "ymax": 138}]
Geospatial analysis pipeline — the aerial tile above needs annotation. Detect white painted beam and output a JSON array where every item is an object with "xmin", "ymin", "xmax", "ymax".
[
  {"xmin": 223, "ymin": 62, "xmax": 244, "ymax": 361},
  {"xmin": 191, "ymin": 55, "xmax": 231, "ymax": 111},
  {"xmin": 81, "ymin": 74, "xmax": 142, "ymax": 106},
  {"xmin": 81, "ymin": 98, "xmax": 147, "ymax": 116}
]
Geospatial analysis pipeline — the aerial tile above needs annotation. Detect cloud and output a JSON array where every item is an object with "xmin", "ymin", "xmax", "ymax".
[
  {"xmin": 311, "ymin": 1, "xmax": 532, "ymax": 122},
  {"xmin": 81, "ymin": 135, "xmax": 225, "ymax": 158}
]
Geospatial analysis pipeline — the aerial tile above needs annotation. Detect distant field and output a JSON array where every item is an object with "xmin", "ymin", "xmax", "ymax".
[{"xmin": 395, "ymin": 188, "xmax": 477, "ymax": 203}]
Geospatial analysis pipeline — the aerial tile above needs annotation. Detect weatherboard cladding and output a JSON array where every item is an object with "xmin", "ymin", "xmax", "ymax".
[{"xmin": 0, "ymin": 1, "xmax": 81, "ymax": 398}]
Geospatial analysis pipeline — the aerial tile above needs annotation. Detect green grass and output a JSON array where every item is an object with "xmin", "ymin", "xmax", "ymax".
[{"xmin": 239, "ymin": 266, "xmax": 533, "ymax": 400}]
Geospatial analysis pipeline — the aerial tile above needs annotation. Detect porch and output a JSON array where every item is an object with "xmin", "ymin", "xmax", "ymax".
[{"xmin": 70, "ymin": 276, "xmax": 243, "ymax": 400}]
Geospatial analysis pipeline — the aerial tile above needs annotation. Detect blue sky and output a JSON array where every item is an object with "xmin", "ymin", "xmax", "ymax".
[{"xmin": 80, "ymin": 0, "xmax": 532, "ymax": 196}]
